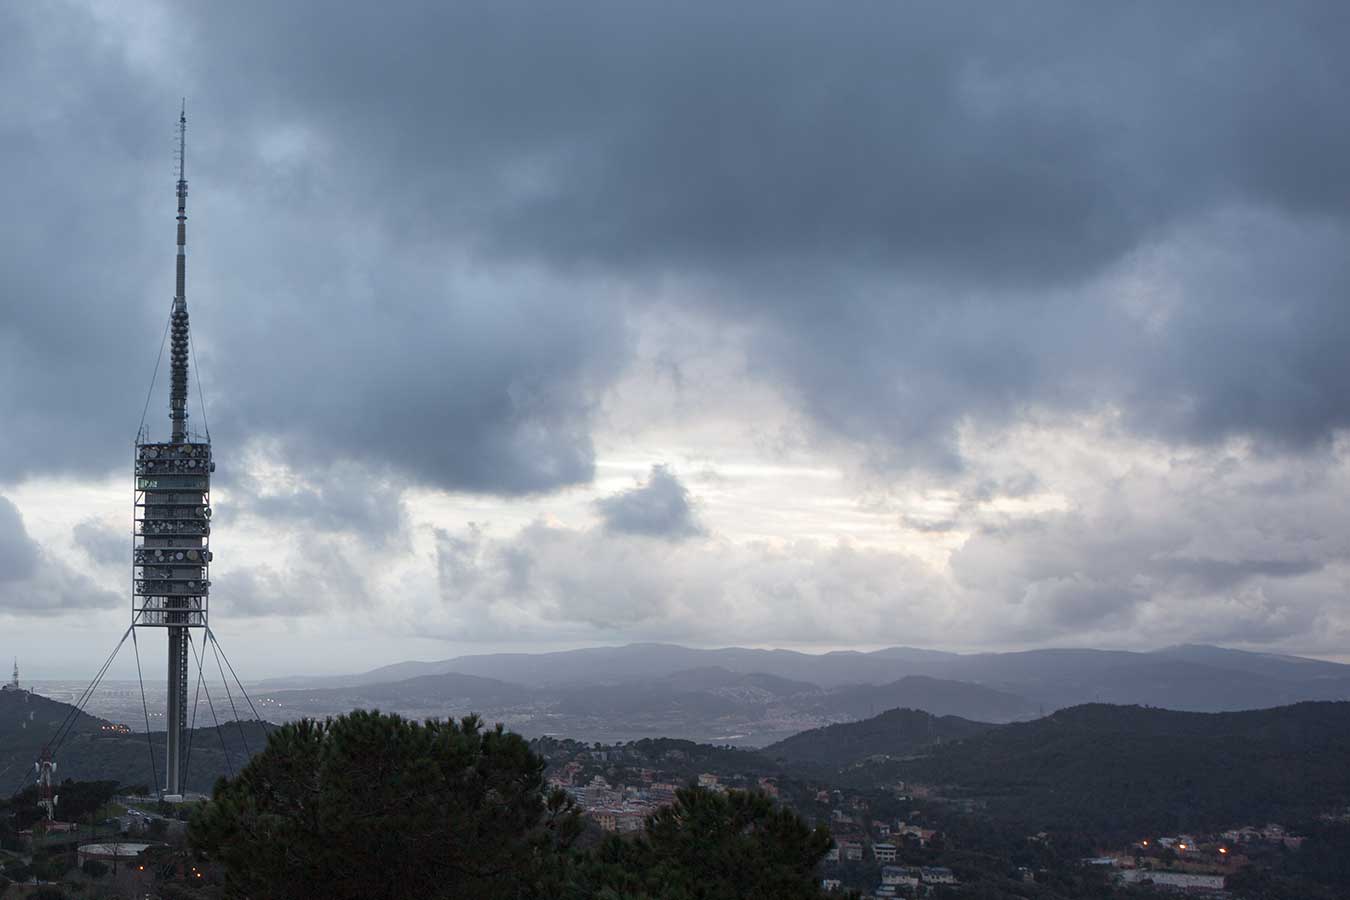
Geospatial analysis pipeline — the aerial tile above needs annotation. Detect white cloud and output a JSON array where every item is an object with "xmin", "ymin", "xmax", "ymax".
[
  {"xmin": 424, "ymin": 519, "xmax": 948, "ymax": 647},
  {"xmin": 0, "ymin": 495, "xmax": 120, "ymax": 617}
]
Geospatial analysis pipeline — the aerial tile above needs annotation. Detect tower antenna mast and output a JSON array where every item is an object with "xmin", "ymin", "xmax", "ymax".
[{"xmin": 171, "ymin": 100, "xmax": 190, "ymax": 443}]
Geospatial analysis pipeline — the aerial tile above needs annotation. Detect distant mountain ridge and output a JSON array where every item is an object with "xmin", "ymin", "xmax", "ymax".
[
  {"xmin": 1151, "ymin": 643, "xmax": 1350, "ymax": 680},
  {"xmin": 256, "ymin": 643, "xmax": 966, "ymax": 690},
  {"xmin": 257, "ymin": 642, "xmax": 1350, "ymax": 716},
  {"xmin": 254, "ymin": 642, "xmax": 1350, "ymax": 748}
]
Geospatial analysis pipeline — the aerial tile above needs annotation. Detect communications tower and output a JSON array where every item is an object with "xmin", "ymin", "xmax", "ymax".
[
  {"xmin": 2, "ymin": 660, "xmax": 19, "ymax": 692},
  {"xmin": 132, "ymin": 103, "xmax": 213, "ymax": 796}
]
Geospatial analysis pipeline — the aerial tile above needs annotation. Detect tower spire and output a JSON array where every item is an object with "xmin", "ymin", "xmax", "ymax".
[
  {"xmin": 178, "ymin": 98, "xmax": 186, "ymax": 183},
  {"xmin": 170, "ymin": 100, "xmax": 191, "ymax": 443}
]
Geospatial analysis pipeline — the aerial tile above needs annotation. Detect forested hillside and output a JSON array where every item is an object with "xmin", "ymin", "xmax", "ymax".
[
  {"xmin": 0, "ymin": 689, "xmax": 268, "ymax": 795},
  {"xmin": 878, "ymin": 702, "xmax": 1350, "ymax": 837},
  {"xmin": 762, "ymin": 707, "xmax": 993, "ymax": 768}
]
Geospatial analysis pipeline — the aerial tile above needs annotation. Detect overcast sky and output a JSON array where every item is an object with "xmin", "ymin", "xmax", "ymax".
[{"xmin": 5, "ymin": 1, "xmax": 1350, "ymax": 678}]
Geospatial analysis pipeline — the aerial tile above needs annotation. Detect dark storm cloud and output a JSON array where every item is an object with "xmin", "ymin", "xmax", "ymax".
[
  {"xmin": 0, "ymin": 3, "xmax": 626, "ymax": 496},
  {"xmin": 0, "ymin": 4, "xmax": 177, "ymax": 481},
  {"xmin": 244, "ymin": 486, "xmax": 401, "ymax": 540},
  {"xmin": 181, "ymin": 0, "xmax": 1350, "ymax": 468},
  {"xmin": 186, "ymin": 2, "xmax": 1349, "ymax": 278},
  {"xmin": 0, "ymin": 498, "xmax": 39, "ymax": 582},
  {"xmin": 221, "ymin": 461, "xmax": 409, "ymax": 544},
  {"xmin": 596, "ymin": 465, "xmax": 706, "ymax": 540},
  {"xmin": 6, "ymin": 0, "xmax": 1350, "ymax": 496},
  {"xmin": 1125, "ymin": 214, "xmax": 1350, "ymax": 448}
]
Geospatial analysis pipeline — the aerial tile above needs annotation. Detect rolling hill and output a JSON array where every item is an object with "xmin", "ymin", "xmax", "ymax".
[
  {"xmin": 762, "ymin": 707, "xmax": 994, "ymax": 768},
  {"xmin": 0, "ymin": 688, "xmax": 270, "ymax": 796},
  {"xmin": 853, "ymin": 701, "xmax": 1350, "ymax": 838},
  {"xmin": 815, "ymin": 675, "xmax": 1037, "ymax": 722}
]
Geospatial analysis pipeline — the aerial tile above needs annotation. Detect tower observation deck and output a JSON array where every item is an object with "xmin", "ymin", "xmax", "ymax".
[{"xmin": 132, "ymin": 103, "xmax": 213, "ymax": 796}]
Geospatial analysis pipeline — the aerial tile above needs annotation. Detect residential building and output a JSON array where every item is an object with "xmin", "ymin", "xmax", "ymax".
[
  {"xmin": 616, "ymin": 812, "xmax": 644, "ymax": 834},
  {"xmin": 921, "ymin": 866, "xmax": 957, "ymax": 884},
  {"xmin": 897, "ymin": 824, "xmax": 937, "ymax": 846},
  {"xmin": 881, "ymin": 866, "xmax": 920, "ymax": 887}
]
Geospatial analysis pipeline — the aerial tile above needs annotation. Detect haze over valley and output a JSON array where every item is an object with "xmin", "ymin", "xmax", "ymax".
[{"xmin": 33, "ymin": 641, "xmax": 1349, "ymax": 749}]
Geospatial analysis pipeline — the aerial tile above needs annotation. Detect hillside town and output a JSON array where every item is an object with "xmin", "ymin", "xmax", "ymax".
[{"xmin": 533, "ymin": 735, "xmax": 1319, "ymax": 898}]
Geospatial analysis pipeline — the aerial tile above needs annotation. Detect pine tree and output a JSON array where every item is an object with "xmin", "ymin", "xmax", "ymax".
[{"xmin": 190, "ymin": 711, "xmax": 581, "ymax": 900}]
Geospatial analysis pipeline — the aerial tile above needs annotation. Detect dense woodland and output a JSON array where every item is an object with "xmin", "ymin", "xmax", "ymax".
[{"xmin": 871, "ymin": 702, "xmax": 1350, "ymax": 837}]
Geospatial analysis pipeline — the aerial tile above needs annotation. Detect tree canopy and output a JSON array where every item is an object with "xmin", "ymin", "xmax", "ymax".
[{"xmin": 190, "ymin": 710, "xmax": 581, "ymax": 900}]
